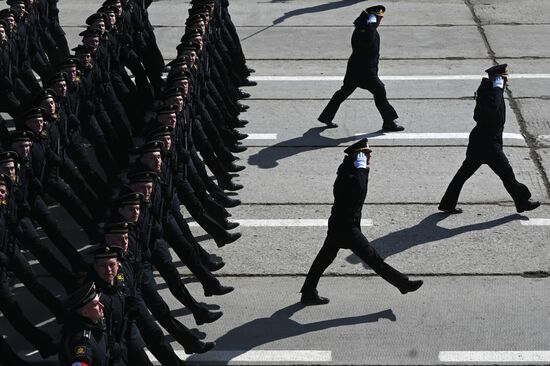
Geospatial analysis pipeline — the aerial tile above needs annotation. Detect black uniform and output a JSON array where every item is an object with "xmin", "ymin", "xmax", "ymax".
[
  {"xmin": 317, "ymin": 10, "xmax": 399, "ymax": 127},
  {"xmin": 439, "ymin": 77, "xmax": 537, "ymax": 212},
  {"xmin": 301, "ymin": 147, "xmax": 420, "ymax": 299},
  {"xmin": 59, "ymin": 314, "xmax": 109, "ymax": 366}
]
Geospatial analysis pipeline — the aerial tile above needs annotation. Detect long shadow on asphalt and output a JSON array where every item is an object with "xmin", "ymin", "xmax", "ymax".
[
  {"xmin": 186, "ymin": 303, "xmax": 395, "ymax": 364},
  {"xmin": 346, "ymin": 212, "xmax": 523, "ymax": 267},
  {"xmin": 248, "ymin": 127, "xmax": 363, "ymax": 169},
  {"xmin": 272, "ymin": 0, "xmax": 367, "ymax": 25}
]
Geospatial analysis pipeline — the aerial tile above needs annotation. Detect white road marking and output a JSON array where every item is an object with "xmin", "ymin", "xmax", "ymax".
[
  {"xmin": 520, "ymin": 218, "xmax": 550, "ymax": 226},
  {"xmin": 439, "ymin": 351, "xmax": 550, "ymax": 363},
  {"xmin": 354, "ymin": 132, "xmax": 524, "ymax": 140},
  {"xmin": 146, "ymin": 350, "xmax": 332, "ymax": 363},
  {"xmin": 245, "ymin": 133, "xmax": 278, "ymax": 140},
  {"xmin": 187, "ymin": 219, "xmax": 373, "ymax": 227},
  {"xmin": 252, "ymin": 74, "xmax": 550, "ymax": 81}
]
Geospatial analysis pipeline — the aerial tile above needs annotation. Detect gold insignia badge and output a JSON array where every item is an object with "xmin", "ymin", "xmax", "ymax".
[
  {"xmin": 116, "ymin": 273, "xmax": 125, "ymax": 282},
  {"xmin": 74, "ymin": 345, "xmax": 86, "ymax": 357}
]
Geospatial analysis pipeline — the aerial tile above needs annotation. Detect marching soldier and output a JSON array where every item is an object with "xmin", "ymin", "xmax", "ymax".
[
  {"xmin": 59, "ymin": 282, "xmax": 109, "ymax": 366},
  {"xmin": 317, "ymin": 5, "xmax": 404, "ymax": 131},
  {"xmin": 439, "ymin": 64, "xmax": 541, "ymax": 214},
  {"xmin": 300, "ymin": 139, "xmax": 423, "ymax": 305}
]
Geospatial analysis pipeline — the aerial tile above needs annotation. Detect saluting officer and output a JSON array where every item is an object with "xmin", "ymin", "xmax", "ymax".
[
  {"xmin": 439, "ymin": 64, "xmax": 540, "ymax": 214},
  {"xmin": 300, "ymin": 139, "xmax": 423, "ymax": 305},
  {"xmin": 318, "ymin": 5, "xmax": 404, "ymax": 131},
  {"xmin": 59, "ymin": 282, "xmax": 109, "ymax": 366}
]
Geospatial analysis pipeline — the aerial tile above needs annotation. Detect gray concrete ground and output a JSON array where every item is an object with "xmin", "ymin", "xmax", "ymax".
[{"xmin": 2, "ymin": 0, "xmax": 550, "ymax": 365}]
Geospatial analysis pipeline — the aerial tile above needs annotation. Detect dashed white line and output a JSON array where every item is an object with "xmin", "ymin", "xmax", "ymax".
[
  {"xmin": 252, "ymin": 74, "xmax": 550, "ymax": 81},
  {"xmin": 354, "ymin": 132, "xmax": 525, "ymax": 140},
  {"xmin": 520, "ymin": 218, "xmax": 550, "ymax": 226},
  {"xmin": 188, "ymin": 219, "xmax": 373, "ymax": 227},
  {"xmin": 245, "ymin": 133, "xmax": 278, "ymax": 140},
  {"xmin": 439, "ymin": 351, "xmax": 550, "ymax": 363},
  {"xmin": 146, "ymin": 350, "xmax": 332, "ymax": 363}
]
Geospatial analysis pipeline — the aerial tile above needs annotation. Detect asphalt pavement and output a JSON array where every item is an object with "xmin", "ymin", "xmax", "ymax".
[{"xmin": 2, "ymin": 0, "xmax": 549, "ymax": 365}]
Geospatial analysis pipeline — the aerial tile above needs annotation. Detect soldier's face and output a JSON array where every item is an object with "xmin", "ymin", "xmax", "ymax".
[
  {"xmin": 12, "ymin": 140, "xmax": 31, "ymax": 159},
  {"xmin": 25, "ymin": 117, "xmax": 44, "ymax": 134},
  {"xmin": 140, "ymin": 152, "xmax": 162, "ymax": 173},
  {"xmin": 0, "ymin": 183, "xmax": 7, "ymax": 202},
  {"xmin": 129, "ymin": 182, "xmax": 153, "ymax": 202},
  {"xmin": 80, "ymin": 295, "xmax": 104, "ymax": 322},
  {"xmin": 168, "ymin": 95, "xmax": 184, "ymax": 111},
  {"xmin": 118, "ymin": 204, "xmax": 140, "ymax": 223},
  {"xmin": 41, "ymin": 97, "xmax": 56, "ymax": 115},
  {"xmin": 107, "ymin": 12, "xmax": 116, "ymax": 26},
  {"xmin": 63, "ymin": 66, "xmax": 78, "ymax": 82},
  {"xmin": 53, "ymin": 80, "xmax": 67, "ymax": 97},
  {"xmin": 94, "ymin": 257, "xmax": 119, "ymax": 285},
  {"xmin": 0, "ymin": 26, "xmax": 6, "ymax": 42},
  {"xmin": 77, "ymin": 54, "xmax": 92, "ymax": 70},
  {"xmin": 6, "ymin": 16, "xmax": 15, "ymax": 31},
  {"xmin": 105, "ymin": 233, "xmax": 128, "ymax": 252},
  {"xmin": 161, "ymin": 135, "xmax": 172, "ymax": 152},
  {"xmin": 92, "ymin": 20, "xmax": 106, "ymax": 33},
  {"xmin": 83, "ymin": 36, "xmax": 100, "ymax": 50},
  {"xmin": 0, "ymin": 162, "xmax": 16, "ymax": 180},
  {"xmin": 158, "ymin": 113, "xmax": 177, "ymax": 128},
  {"xmin": 11, "ymin": 4, "xmax": 25, "ymax": 18}
]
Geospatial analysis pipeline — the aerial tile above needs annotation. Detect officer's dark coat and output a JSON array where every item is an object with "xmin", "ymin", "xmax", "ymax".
[
  {"xmin": 344, "ymin": 13, "xmax": 380, "ymax": 86},
  {"xmin": 467, "ymin": 78, "xmax": 506, "ymax": 157},
  {"xmin": 328, "ymin": 156, "xmax": 370, "ymax": 233},
  {"xmin": 59, "ymin": 314, "xmax": 108, "ymax": 366}
]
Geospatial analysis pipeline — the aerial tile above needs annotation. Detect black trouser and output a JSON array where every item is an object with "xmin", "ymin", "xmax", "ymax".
[
  {"xmin": 140, "ymin": 267, "xmax": 199, "ymax": 348},
  {"xmin": 0, "ymin": 335, "xmax": 32, "ymax": 366},
  {"xmin": 439, "ymin": 150, "xmax": 532, "ymax": 209},
  {"xmin": 67, "ymin": 138, "xmax": 110, "ymax": 199},
  {"xmin": 191, "ymin": 121, "xmax": 234, "ymax": 184},
  {"xmin": 0, "ymin": 257, "xmax": 58, "ymax": 353},
  {"xmin": 189, "ymin": 145, "xmax": 232, "ymax": 205},
  {"xmin": 162, "ymin": 216, "xmax": 221, "ymax": 290},
  {"xmin": 148, "ymin": 236, "xmax": 202, "ymax": 312},
  {"xmin": 301, "ymin": 225, "xmax": 409, "ymax": 294},
  {"xmin": 17, "ymin": 216, "xmax": 78, "ymax": 292},
  {"xmin": 45, "ymin": 179, "xmax": 100, "ymax": 241},
  {"xmin": 80, "ymin": 113, "xmax": 119, "ymax": 179},
  {"xmin": 58, "ymin": 157, "xmax": 102, "ymax": 218},
  {"xmin": 31, "ymin": 195, "xmax": 87, "ymax": 272},
  {"xmin": 101, "ymin": 84, "xmax": 135, "ymax": 155},
  {"xmin": 175, "ymin": 180, "xmax": 230, "ymax": 246},
  {"xmin": 169, "ymin": 195, "xmax": 215, "ymax": 265},
  {"xmin": 318, "ymin": 77, "xmax": 398, "ymax": 124},
  {"xmin": 0, "ymin": 249, "xmax": 66, "ymax": 317}
]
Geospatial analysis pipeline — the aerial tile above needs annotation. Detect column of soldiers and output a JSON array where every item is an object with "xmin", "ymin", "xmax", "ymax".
[{"xmin": 1, "ymin": 0, "xmax": 256, "ymax": 364}]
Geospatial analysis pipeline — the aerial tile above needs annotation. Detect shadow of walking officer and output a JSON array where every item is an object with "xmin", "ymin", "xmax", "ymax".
[
  {"xmin": 346, "ymin": 213, "xmax": 523, "ymax": 267},
  {"xmin": 248, "ymin": 127, "xmax": 359, "ymax": 169},
  {"xmin": 186, "ymin": 303, "xmax": 395, "ymax": 364}
]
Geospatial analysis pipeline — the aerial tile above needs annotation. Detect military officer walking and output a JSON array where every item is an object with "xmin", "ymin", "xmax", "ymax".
[
  {"xmin": 300, "ymin": 139, "xmax": 423, "ymax": 305},
  {"xmin": 438, "ymin": 64, "xmax": 540, "ymax": 214},
  {"xmin": 317, "ymin": 5, "xmax": 404, "ymax": 131}
]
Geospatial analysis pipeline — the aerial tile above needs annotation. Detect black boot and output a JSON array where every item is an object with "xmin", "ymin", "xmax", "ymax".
[
  {"xmin": 382, "ymin": 120, "xmax": 405, "ymax": 132},
  {"xmin": 300, "ymin": 291, "xmax": 330, "ymax": 305},
  {"xmin": 516, "ymin": 199, "xmax": 540, "ymax": 213}
]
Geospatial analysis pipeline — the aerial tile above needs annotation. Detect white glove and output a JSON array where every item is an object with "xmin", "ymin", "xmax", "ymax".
[
  {"xmin": 492, "ymin": 76, "xmax": 504, "ymax": 89},
  {"xmin": 367, "ymin": 14, "xmax": 377, "ymax": 24},
  {"xmin": 354, "ymin": 152, "xmax": 368, "ymax": 169}
]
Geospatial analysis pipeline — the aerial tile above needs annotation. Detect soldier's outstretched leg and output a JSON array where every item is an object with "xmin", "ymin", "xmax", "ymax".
[
  {"xmin": 439, "ymin": 157, "xmax": 482, "ymax": 213},
  {"xmin": 488, "ymin": 151, "xmax": 540, "ymax": 212},
  {"xmin": 9, "ymin": 250, "xmax": 68, "ymax": 318},
  {"xmin": 300, "ymin": 237, "xmax": 340, "ymax": 300},
  {"xmin": 17, "ymin": 217, "xmax": 79, "ymax": 292},
  {"xmin": 31, "ymin": 196, "xmax": 88, "ymax": 271},
  {"xmin": 318, "ymin": 83, "xmax": 356, "ymax": 127},
  {"xmin": 0, "ymin": 271, "xmax": 58, "ymax": 358},
  {"xmin": 0, "ymin": 335, "xmax": 33, "ymax": 366},
  {"xmin": 347, "ymin": 229, "xmax": 419, "ymax": 293}
]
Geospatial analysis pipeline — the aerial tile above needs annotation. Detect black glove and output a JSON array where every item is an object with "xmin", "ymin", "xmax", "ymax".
[{"xmin": 107, "ymin": 337, "xmax": 122, "ymax": 360}]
